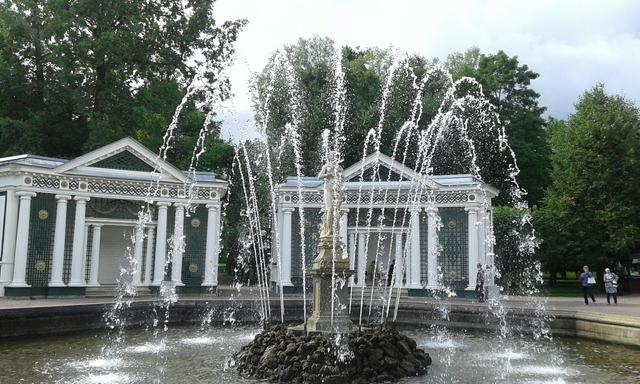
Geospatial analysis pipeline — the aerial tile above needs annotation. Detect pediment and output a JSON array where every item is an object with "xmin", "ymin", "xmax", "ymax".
[
  {"xmin": 342, "ymin": 152, "xmax": 418, "ymax": 182},
  {"xmin": 54, "ymin": 137, "xmax": 188, "ymax": 183}
]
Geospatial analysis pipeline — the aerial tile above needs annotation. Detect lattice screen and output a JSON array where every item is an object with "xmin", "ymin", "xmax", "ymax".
[
  {"xmin": 26, "ymin": 194, "xmax": 55, "ymax": 287},
  {"xmin": 291, "ymin": 208, "xmax": 321, "ymax": 286},
  {"xmin": 182, "ymin": 205, "xmax": 206, "ymax": 286},
  {"xmin": 438, "ymin": 207, "xmax": 468, "ymax": 288},
  {"xmin": 92, "ymin": 150, "xmax": 154, "ymax": 172}
]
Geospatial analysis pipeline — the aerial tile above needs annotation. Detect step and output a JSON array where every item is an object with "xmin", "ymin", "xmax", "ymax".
[{"xmin": 85, "ymin": 285, "xmax": 153, "ymax": 297}]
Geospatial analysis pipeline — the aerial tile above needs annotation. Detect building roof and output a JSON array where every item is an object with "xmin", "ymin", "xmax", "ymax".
[
  {"xmin": 0, "ymin": 137, "xmax": 221, "ymax": 184},
  {"xmin": 278, "ymin": 151, "xmax": 498, "ymax": 196}
]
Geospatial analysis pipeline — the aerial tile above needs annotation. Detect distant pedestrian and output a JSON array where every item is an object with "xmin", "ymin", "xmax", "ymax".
[
  {"xmin": 603, "ymin": 268, "xmax": 618, "ymax": 305},
  {"xmin": 579, "ymin": 265, "xmax": 596, "ymax": 305},
  {"xmin": 475, "ymin": 263, "xmax": 485, "ymax": 303},
  {"xmin": 387, "ymin": 259, "xmax": 395, "ymax": 287}
]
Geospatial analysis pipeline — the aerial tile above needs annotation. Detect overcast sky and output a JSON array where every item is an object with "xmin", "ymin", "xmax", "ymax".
[{"xmin": 215, "ymin": 0, "xmax": 640, "ymax": 140}]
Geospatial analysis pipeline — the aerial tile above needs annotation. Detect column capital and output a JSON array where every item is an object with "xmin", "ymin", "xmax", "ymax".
[
  {"xmin": 156, "ymin": 201, "xmax": 172, "ymax": 207},
  {"xmin": 281, "ymin": 207, "xmax": 295, "ymax": 213},
  {"xmin": 464, "ymin": 206, "xmax": 480, "ymax": 213},
  {"xmin": 91, "ymin": 223, "xmax": 104, "ymax": 229},
  {"xmin": 16, "ymin": 191, "xmax": 36, "ymax": 199},
  {"xmin": 426, "ymin": 206, "xmax": 438, "ymax": 215},
  {"xmin": 54, "ymin": 194, "xmax": 72, "ymax": 201},
  {"xmin": 73, "ymin": 196, "xmax": 90, "ymax": 202},
  {"xmin": 205, "ymin": 203, "xmax": 220, "ymax": 210},
  {"xmin": 409, "ymin": 207, "xmax": 422, "ymax": 214},
  {"xmin": 174, "ymin": 202, "xmax": 188, "ymax": 208},
  {"xmin": 340, "ymin": 208, "xmax": 350, "ymax": 214}
]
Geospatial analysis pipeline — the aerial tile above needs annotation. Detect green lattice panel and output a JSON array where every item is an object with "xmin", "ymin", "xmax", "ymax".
[
  {"xmin": 419, "ymin": 211, "xmax": 429, "ymax": 285},
  {"xmin": 87, "ymin": 198, "xmax": 146, "ymax": 220},
  {"xmin": 438, "ymin": 207, "xmax": 468, "ymax": 288},
  {"xmin": 291, "ymin": 208, "xmax": 321, "ymax": 286},
  {"xmin": 182, "ymin": 205, "xmax": 206, "ymax": 286},
  {"xmin": 357, "ymin": 165, "xmax": 408, "ymax": 182},
  {"xmin": 92, "ymin": 150, "xmax": 155, "ymax": 172},
  {"xmin": 26, "ymin": 194, "xmax": 56, "ymax": 287},
  {"xmin": 63, "ymin": 202, "xmax": 76, "ymax": 283}
]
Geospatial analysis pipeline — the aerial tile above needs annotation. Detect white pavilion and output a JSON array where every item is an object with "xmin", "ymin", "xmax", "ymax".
[
  {"xmin": 0, "ymin": 137, "xmax": 226, "ymax": 297},
  {"xmin": 271, "ymin": 152, "xmax": 498, "ymax": 296}
]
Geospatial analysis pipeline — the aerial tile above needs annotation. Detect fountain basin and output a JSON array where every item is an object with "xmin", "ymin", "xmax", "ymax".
[{"xmin": 233, "ymin": 325, "xmax": 431, "ymax": 383}]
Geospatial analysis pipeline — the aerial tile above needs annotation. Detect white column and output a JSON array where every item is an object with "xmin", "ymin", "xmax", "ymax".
[
  {"xmin": 133, "ymin": 225, "xmax": 144, "ymax": 286},
  {"xmin": 280, "ymin": 207, "xmax": 294, "ymax": 287},
  {"xmin": 485, "ymin": 209, "xmax": 495, "ymax": 287},
  {"xmin": 478, "ymin": 209, "xmax": 487, "ymax": 266},
  {"xmin": 143, "ymin": 227, "xmax": 155, "ymax": 285},
  {"xmin": 68, "ymin": 196, "xmax": 89, "ymax": 286},
  {"xmin": 357, "ymin": 233, "xmax": 366, "ymax": 286},
  {"xmin": 466, "ymin": 207, "xmax": 479, "ymax": 290},
  {"xmin": 348, "ymin": 232, "xmax": 356, "ymax": 287},
  {"xmin": 8, "ymin": 191, "xmax": 36, "ymax": 287},
  {"xmin": 171, "ymin": 203, "xmax": 185, "ymax": 285},
  {"xmin": 394, "ymin": 232, "xmax": 404, "ymax": 288},
  {"xmin": 340, "ymin": 209, "xmax": 349, "ymax": 259},
  {"xmin": 88, "ymin": 224, "xmax": 102, "ymax": 286},
  {"xmin": 202, "ymin": 204, "xmax": 221, "ymax": 287},
  {"xmin": 49, "ymin": 194, "xmax": 71, "ymax": 287},
  {"xmin": 425, "ymin": 207, "xmax": 439, "ymax": 290},
  {"xmin": 408, "ymin": 208, "xmax": 422, "ymax": 289},
  {"xmin": 152, "ymin": 202, "xmax": 170, "ymax": 285},
  {"xmin": 0, "ymin": 189, "xmax": 19, "ymax": 289}
]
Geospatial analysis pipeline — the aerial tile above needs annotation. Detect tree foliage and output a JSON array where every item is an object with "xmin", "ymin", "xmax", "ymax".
[
  {"xmin": 539, "ymin": 85, "xmax": 640, "ymax": 274},
  {"xmin": 0, "ymin": 0, "xmax": 245, "ymax": 170}
]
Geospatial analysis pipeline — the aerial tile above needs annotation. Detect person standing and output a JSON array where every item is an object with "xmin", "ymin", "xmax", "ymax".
[
  {"xmin": 603, "ymin": 268, "xmax": 619, "ymax": 305},
  {"xmin": 475, "ymin": 263, "xmax": 485, "ymax": 303},
  {"xmin": 580, "ymin": 265, "xmax": 596, "ymax": 305}
]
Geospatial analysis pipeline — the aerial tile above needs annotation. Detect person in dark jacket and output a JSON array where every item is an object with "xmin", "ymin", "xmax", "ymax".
[
  {"xmin": 579, "ymin": 265, "xmax": 596, "ymax": 305},
  {"xmin": 475, "ymin": 263, "xmax": 485, "ymax": 303}
]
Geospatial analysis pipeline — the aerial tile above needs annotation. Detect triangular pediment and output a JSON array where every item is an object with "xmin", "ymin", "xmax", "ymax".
[
  {"xmin": 54, "ymin": 137, "xmax": 189, "ymax": 183},
  {"xmin": 342, "ymin": 152, "xmax": 419, "ymax": 182}
]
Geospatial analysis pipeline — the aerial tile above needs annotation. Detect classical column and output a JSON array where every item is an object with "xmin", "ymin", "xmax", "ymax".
[
  {"xmin": 485, "ymin": 209, "xmax": 495, "ymax": 287},
  {"xmin": 279, "ymin": 207, "xmax": 294, "ymax": 287},
  {"xmin": 394, "ymin": 232, "xmax": 404, "ymax": 288},
  {"xmin": 0, "ymin": 189, "xmax": 19, "ymax": 288},
  {"xmin": 88, "ymin": 224, "xmax": 103, "ymax": 286},
  {"xmin": 477, "ymin": 209, "xmax": 487, "ymax": 266},
  {"xmin": 8, "ymin": 191, "xmax": 36, "ymax": 287},
  {"xmin": 170, "ymin": 203, "xmax": 185, "ymax": 285},
  {"xmin": 348, "ymin": 232, "xmax": 356, "ymax": 287},
  {"xmin": 357, "ymin": 233, "xmax": 366, "ymax": 286},
  {"xmin": 143, "ymin": 227, "xmax": 155, "ymax": 285},
  {"xmin": 49, "ymin": 194, "xmax": 71, "ymax": 287},
  {"xmin": 408, "ymin": 208, "xmax": 422, "ymax": 288},
  {"xmin": 68, "ymin": 196, "xmax": 90, "ymax": 287},
  {"xmin": 339, "ymin": 209, "xmax": 349, "ymax": 258},
  {"xmin": 152, "ymin": 202, "xmax": 170, "ymax": 285},
  {"xmin": 133, "ymin": 225, "xmax": 144, "ymax": 286},
  {"xmin": 425, "ymin": 207, "xmax": 439, "ymax": 290},
  {"xmin": 466, "ymin": 207, "xmax": 480, "ymax": 290},
  {"xmin": 202, "ymin": 204, "xmax": 220, "ymax": 287}
]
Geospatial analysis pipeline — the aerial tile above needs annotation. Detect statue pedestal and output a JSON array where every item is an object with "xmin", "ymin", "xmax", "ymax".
[{"xmin": 304, "ymin": 235, "xmax": 354, "ymax": 334}]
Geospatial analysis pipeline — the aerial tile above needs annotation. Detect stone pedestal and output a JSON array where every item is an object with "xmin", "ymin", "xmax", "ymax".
[{"xmin": 305, "ymin": 235, "xmax": 354, "ymax": 334}]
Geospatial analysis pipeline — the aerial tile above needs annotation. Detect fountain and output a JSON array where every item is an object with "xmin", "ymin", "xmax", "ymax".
[{"xmin": 231, "ymin": 146, "xmax": 432, "ymax": 383}]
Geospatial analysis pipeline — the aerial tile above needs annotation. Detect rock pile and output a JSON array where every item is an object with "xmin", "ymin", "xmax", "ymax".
[{"xmin": 231, "ymin": 325, "xmax": 432, "ymax": 383}]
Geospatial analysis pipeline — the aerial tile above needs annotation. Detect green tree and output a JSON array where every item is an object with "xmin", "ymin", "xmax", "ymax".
[
  {"xmin": 0, "ymin": 0, "xmax": 246, "ymax": 161},
  {"xmin": 446, "ymin": 49, "xmax": 550, "ymax": 206},
  {"xmin": 540, "ymin": 85, "xmax": 640, "ymax": 276}
]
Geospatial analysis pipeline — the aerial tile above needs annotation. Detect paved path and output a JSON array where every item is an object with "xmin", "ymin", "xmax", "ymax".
[{"xmin": 0, "ymin": 288, "xmax": 638, "ymax": 318}]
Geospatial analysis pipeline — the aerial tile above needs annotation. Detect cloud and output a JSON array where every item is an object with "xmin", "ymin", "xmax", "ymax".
[{"xmin": 215, "ymin": 0, "xmax": 640, "ymax": 139}]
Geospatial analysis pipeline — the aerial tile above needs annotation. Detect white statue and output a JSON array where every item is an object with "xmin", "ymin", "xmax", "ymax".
[{"xmin": 318, "ymin": 151, "xmax": 343, "ymax": 238}]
